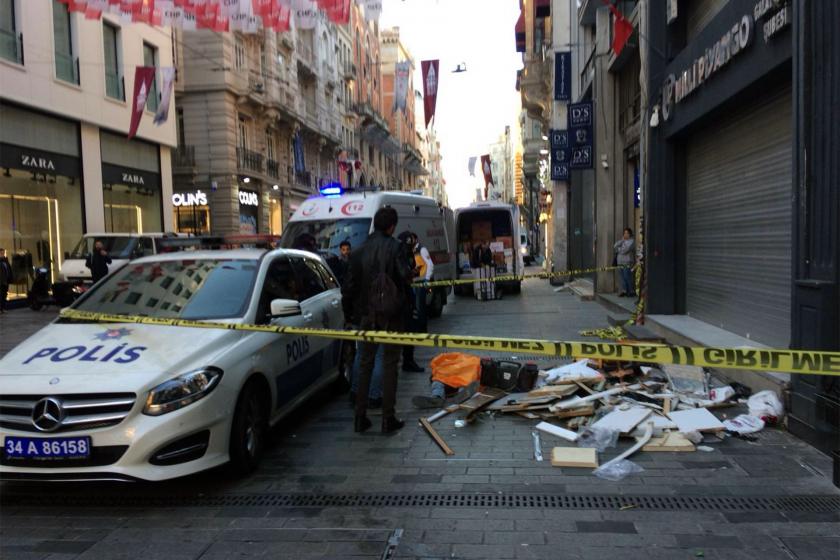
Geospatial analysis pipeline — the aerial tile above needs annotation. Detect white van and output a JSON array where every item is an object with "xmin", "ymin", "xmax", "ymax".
[
  {"xmin": 454, "ymin": 202, "xmax": 525, "ymax": 294},
  {"xmin": 281, "ymin": 192, "xmax": 456, "ymax": 318},
  {"xmin": 59, "ymin": 233, "xmax": 186, "ymax": 284}
]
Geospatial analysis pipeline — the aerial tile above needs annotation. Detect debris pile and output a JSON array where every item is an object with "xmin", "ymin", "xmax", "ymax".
[{"xmin": 418, "ymin": 356, "xmax": 782, "ymax": 481}]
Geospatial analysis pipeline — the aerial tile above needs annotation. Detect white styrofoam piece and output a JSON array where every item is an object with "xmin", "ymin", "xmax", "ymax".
[
  {"xmin": 650, "ymin": 414, "xmax": 678, "ymax": 430},
  {"xmin": 591, "ymin": 407, "xmax": 652, "ymax": 433},
  {"xmin": 668, "ymin": 408, "xmax": 725, "ymax": 432},
  {"xmin": 535, "ymin": 421, "xmax": 579, "ymax": 442}
]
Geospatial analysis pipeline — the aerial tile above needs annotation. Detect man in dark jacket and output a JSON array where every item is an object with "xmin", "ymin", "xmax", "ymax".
[
  {"xmin": 0, "ymin": 248, "xmax": 12, "ymax": 313},
  {"xmin": 342, "ymin": 208, "xmax": 412, "ymax": 433},
  {"xmin": 85, "ymin": 241, "xmax": 112, "ymax": 284}
]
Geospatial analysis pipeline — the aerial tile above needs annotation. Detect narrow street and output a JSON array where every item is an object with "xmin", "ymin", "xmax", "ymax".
[{"xmin": 1, "ymin": 276, "xmax": 837, "ymax": 560}]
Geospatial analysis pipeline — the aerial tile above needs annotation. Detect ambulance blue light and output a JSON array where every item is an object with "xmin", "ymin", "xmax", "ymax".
[{"xmin": 320, "ymin": 183, "xmax": 344, "ymax": 197}]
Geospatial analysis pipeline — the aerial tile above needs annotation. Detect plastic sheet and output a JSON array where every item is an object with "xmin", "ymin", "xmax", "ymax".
[
  {"xmin": 722, "ymin": 414, "xmax": 765, "ymax": 434},
  {"xmin": 593, "ymin": 459, "xmax": 644, "ymax": 481},
  {"xmin": 577, "ymin": 426, "xmax": 620, "ymax": 452},
  {"xmin": 748, "ymin": 390, "xmax": 784, "ymax": 424}
]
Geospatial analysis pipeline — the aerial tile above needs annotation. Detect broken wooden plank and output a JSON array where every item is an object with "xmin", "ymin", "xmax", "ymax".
[
  {"xmin": 515, "ymin": 411, "xmax": 541, "ymax": 420},
  {"xmin": 550, "ymin": 447, "xmax": 599, "ymax": 468},
  {"xmin": 426, "ymin": 405, "xmax": 460, "ymax": 423},
  {"xmin": 527, "ymin": 384, "xmax": 581, "ymax": 397},
  {"xmin": 535, "ymin": 421, "xmax": 578, "ymax": 442},
  {"xmin": 550, "ymin": 405, "xmax": 595, "ymax": 419},
  {"xmin": 642, "ymin": 432, "xmax": 696, "ymax": 452},
  {"xmin": 591, "ymin": 407, "xmax": 652, "ymax": 434},
  {"xmin": 549, "ymin": 383, "xmax": 642, "ymax": 412},
  {"xmin": 419, "ymin": 418, "xmax": 454, "ymax": 456},
  {"xmin": 461, "ymin": 387, "xmax": 507, "ymax": 422},
  {"xmin": 668, "ymin": 408, "xmax": 725, "ymax": 433}
]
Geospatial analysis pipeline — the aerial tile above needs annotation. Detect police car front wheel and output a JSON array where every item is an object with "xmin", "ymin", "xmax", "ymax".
[{"xmin": 229, "ymin": 379, "xmax": 269, "ymax": 476}]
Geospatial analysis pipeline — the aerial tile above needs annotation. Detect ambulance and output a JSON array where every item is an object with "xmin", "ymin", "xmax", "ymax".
[{"xmin": 281, "ymin": 191, "xmax": 456, "ymax": 318}]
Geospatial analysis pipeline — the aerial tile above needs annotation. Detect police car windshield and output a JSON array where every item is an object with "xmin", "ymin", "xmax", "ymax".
[
  {"xmin": 69, "ymin": 236, "xmax": 137, "ymax": 259},
  {"xmin": 280, "ymin": 219, "xmax": 372, "ymax": 257},
  {"xmin": 74, "ymin": 259, "xmax": 258, "ymax": 320}
]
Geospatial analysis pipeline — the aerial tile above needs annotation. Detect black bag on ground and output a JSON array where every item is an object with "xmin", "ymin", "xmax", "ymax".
[{"xmin": 480, "ymin": 358, "xmax": 524, "ymax": 392}]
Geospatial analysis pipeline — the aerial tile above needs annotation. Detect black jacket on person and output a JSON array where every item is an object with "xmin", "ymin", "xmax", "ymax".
[
  {"xmin": 86, "ymin": 251, "xmax": 112, "ymax": 283},
  {"xmin": 341, "ymin": 231, "xmax": 412, "ymax": 328},
  {"xmin": 0, "ymin": 257, "xmax": 11, "ymax": 286}
]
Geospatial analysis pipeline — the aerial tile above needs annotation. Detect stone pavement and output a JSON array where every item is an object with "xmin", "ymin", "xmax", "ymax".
[{"xmin": 1, "ymin": 276, "xmax": 838, "ymax": 560}]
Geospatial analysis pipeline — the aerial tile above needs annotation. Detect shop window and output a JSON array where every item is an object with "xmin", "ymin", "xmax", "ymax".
[
  {"xmin": 0, "ymin": 0, "xmax": 21, "ymax": 64},
  {"xmin": 53, "ymin": 1, "xmax": 78, "ymax": 84},
  {"xmin": 143, "ymin": 42, "xmax": 159, "ymax": 112},
  {"xmin": 103, "ymin": 22, "xmax": 124, "ymax": 100},
  {"xmin": 103, "ymin": 181, "xmax": 162, "ymax": 234},
  {"xmin": 0, "ymin": 168, "xmax": 84, "ymax": 299}
]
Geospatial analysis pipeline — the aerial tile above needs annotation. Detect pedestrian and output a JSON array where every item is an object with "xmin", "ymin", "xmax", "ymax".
[
  {"xmin": 292, "ymin": 233, "xmax": 318, "ymax": 254},
  {"xmin": 85, "ymin": 241, "xmax": 112, "ymax": 284},
  {"xmin": 613, "ymin": 228, "xmax": 636, "ymax": 297},
  {"xmin": 336, "ymin": 240, "xmax": 352, "ymax": 284},
  {"xmin": 404, "ymin": 234, "xmax": 434, "ymax": 372},
  {"xmin": 342, "ymin": 207, "xmax": 412, "ymax": 433},
  {"xmin": 397, "ymin": 231, "xmax": 423, "ymax": 373},
  {"xmin": 0, "ymin": 248, "xmax": 12, "ymax": 314}
]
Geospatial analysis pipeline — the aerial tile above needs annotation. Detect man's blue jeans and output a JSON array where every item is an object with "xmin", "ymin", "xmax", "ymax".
[
  {"xmin": 350, "ymin": 340, "xmax": 384, "ymax": 399},
  {"xmin": 619, "ymin": 266, "xmax": 635, "ymax": 296}
]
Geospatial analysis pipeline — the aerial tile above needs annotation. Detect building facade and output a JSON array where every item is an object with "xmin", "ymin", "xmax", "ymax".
[
  {"xmin": 173, "ymin": 12, "xmax": 343, "ymax": 236},
  {"xmin": 0, "ymin": 0, "xmax": 176, "ymax": 299}
]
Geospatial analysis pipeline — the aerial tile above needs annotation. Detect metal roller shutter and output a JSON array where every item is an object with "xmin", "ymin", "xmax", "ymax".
[{"xmin": 685, "ymin": 89, "xmax": 792, "ymax": 348}]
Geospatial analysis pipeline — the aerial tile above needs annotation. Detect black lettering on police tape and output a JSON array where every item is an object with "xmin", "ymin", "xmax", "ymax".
[{"xmin": 683, "ymin": 347, "xmax": 695, "ymax": 366}]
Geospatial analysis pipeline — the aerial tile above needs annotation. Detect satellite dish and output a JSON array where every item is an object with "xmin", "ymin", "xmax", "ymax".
[{"xmin": 452, "ymin": 62, "xmax": 467, "ymax": 73}]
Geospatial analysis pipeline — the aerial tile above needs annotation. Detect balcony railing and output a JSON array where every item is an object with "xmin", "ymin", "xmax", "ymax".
[
  {"xmin": 237, "ymin": 147, "xmax": 264, "ymax": 174},
  {"xmin": 173, "ymin": 145, "xmax": 196, "ymax": 169},
  {"xmin": 0, "ymin": 30, "xmax": 23, "ymax": 65},
  {"xmin": 55, "ymin": 52, "xmax": 79, "ymax": 85},
  {"xmin": 266, "ymin": 158, "xmax": 280, "ymax": 179},
  {"xmin": 294, "ymin": 169, "xmax": 313, "ymax": 189},
  {"xmin": 105, "ymin": 71, "xmax": 125, "ymax": 101}
]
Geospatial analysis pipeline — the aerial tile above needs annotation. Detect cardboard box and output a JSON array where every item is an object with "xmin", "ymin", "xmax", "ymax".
[
  {"xmin": 489, "ymin": 242, "xmax": 504, "ymax": 253},
  {"xmin": 496, "ymin": 236, "xmax": 513, "ymax": 249},
  {"xmin": 472, "ymin": 221, "xmax": 492, "ymax": 242}
]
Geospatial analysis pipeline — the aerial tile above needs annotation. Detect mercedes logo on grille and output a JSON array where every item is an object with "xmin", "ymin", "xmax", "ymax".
[{"xmin": 31, "ymin": 397, "xmax": 65, "ymax": 432}]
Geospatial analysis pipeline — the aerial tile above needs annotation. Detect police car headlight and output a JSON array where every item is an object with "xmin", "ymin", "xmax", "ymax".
[{"xmin": 143, "ymin": 367, "xmax": 223, "ymax": 416}]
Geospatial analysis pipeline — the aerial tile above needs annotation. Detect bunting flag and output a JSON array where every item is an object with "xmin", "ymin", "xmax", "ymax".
[
  {"xmin": 56, "ymin": 0, "xmax": 353, "ymax": 32},
  {"xmin": 363, "ymin": 0, "xmax": 381, "ymax": 22},
  {"xmin": 468, "ymin": 156, "xmax": 477, "ymax": 177},
  {"xmin": 128, "ymin": 66, "xmax": 156, "ymax": 139},
  {"xmin": 393, "ymin": 61, "xmax": 410, "ymax": 114},
  {"xmin": 602, "ymin": 0, "xmax": 634, "ymax": 56},
  {"xmin": 421, "ymin": 59, "xmax": 439, "ymax": 129},
  {"xmin": 154, "ymin": 67, "xmax": 176, "ymax": 125}
]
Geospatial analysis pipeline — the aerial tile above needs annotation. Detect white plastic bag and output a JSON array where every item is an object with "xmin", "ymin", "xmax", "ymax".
[
  {"xmin": 723, "ymin": 414, "xmax": 765, "ymax": 434},
  {"xmin": 709, "ymin": 386, "xmax": 735, "ymax": 403},
  {"xmin": 748, "ymin": 390, "xmax": 784, "ymax": 424},
  {"xmin": 544, "ymin": 359, "xmax": 603, "ymax": 384},
  {"xmin": 577, "ymin": 426, "xmax": 620, "ymax": 452},
  {"xmin": 593, "ymin": 459, "xmax": 644, "ymax": 481}
]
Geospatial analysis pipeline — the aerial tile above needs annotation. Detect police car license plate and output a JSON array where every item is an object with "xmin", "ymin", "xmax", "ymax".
[{"xmin": 4, "ymin": 436, "xmax": 91, "ymax": 459}]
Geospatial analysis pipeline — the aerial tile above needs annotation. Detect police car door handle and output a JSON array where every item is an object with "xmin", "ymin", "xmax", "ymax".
[{"xmin": 303, "ymin": 311, "xmax": 314, "ymax": 322}]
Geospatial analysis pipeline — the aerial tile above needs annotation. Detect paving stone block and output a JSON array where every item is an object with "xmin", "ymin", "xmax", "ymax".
[
  {"xmin": 422, "ymin": 530, "xmax": 483, "ymax": 544},
  {"xmin": 576, "ymin": 521, "xmax": 637, "ymax": 534},
  {"xmin": 483, "ymin": 531, "xmax": 545, "ymax": 545},
  {"xmin": 675, "ymin": 534, "xmax": 743, "ymax": 549},
  {"xmin": 452, "ymin": 543, "xmax": 516, "ymax": 558}
]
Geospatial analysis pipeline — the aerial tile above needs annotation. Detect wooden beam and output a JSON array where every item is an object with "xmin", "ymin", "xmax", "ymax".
[{"xmin": 419, "ymin": 418, "xmax": 454, "ymax": 456}]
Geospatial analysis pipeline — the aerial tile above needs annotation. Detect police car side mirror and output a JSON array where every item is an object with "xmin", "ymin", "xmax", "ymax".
[{"xmin": 270, "ymin": 299, "xmax": 302, "ymax": 318}]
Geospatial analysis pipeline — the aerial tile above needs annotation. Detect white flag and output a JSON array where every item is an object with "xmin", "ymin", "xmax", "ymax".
[
  {"xmin": 294, "ymin": 0, "xmax": 318, "ymax": 30},
  {"xmin": 364, "ymin": 0, "xmax": 381, "ymax": 22},
  {"xmin": 468, "ymin": 157, "xmax": 477, "ymax": 177},
  {"xmin": 154, "ymin": 68, "xmax": 176, "ymax": 125}
]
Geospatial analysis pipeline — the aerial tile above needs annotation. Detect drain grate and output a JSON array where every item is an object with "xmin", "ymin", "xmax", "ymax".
[{"xmin": 3, "ymin": 493, "xmax": 839, "ymax": 513}]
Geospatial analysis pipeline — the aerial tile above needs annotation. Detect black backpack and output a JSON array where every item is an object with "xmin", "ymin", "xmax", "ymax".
[{"xmin": 367, "ymin": 255, "xmax": 402, "ymax": 328}]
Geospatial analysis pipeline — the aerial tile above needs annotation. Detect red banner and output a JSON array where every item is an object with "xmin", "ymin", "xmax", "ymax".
[
  {"xmin": 480, "ymin": 154, "xmax": 493, "ymax": 200},
  {"xmin": 421, "ymin": 59, "xmax": 439, "ymax": 128},
  {"xmin": 128, "ymin": 66, "xmax": 157, "ymax": 139}
]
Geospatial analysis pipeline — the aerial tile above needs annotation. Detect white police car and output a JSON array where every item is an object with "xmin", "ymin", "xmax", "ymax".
[{"xmin": 0, "ymin": 249, "xmax": 345, "ymax": 481}]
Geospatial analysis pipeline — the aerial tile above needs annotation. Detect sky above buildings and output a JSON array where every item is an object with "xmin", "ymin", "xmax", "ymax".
[{"xmin": 381, "ymin": 0, "xmax": 523, "ymax": 209}]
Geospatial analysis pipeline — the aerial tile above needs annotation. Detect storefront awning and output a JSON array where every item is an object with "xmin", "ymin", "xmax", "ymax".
[
  {"xmin": 515, "ymin": 12, "xmax": 525, "ymax": 53},
  {"xmin": 535, "ymin": 0, "xmax": 550, "ymax": 18}
]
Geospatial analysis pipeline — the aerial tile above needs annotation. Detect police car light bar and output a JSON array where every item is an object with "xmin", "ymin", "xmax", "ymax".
[{"xmin": 319, "ymin": 183, "xmax": 344, "ymax": 197}]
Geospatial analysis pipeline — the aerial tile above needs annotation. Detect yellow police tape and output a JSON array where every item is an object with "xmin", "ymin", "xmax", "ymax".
[
  {"xmin": 59, "ymin": 309, "xmax": 840, "ymax": 377},
  {"xmin": 412, "ymin": 264, "xmax": 627, "ymax": 288}
]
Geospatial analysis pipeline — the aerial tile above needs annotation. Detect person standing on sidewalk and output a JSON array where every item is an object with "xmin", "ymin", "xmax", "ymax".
[
  {"xmin": 85, "ymin": 241, "xmax": 112, "ymax": 284},
  {"xmin": 0, "ymin": 248, "xmax": 12, "ymax": 314},
  {"xmin": 613, "ymin": 228, "xmax": 636, "ymax": 297},
  {"xmin": 343, "ymin": 208, "xmax": 412, "ymax": 434},
  {"xmin": 404, "ymin": 235, "xmax": 434, "ymax": 372}
]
